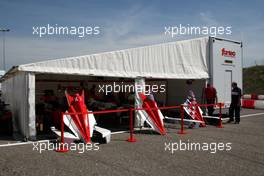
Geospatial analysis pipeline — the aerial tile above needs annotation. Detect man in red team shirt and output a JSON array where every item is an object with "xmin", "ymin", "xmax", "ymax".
[{"xmin": 204, "ymin": 83, "xmax": 217, "ymax": 116}]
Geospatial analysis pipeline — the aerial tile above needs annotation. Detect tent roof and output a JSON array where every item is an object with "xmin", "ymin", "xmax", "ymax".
[{"xmin": 5, "ymin": 37, "xmax": 210, "ymax": 80}]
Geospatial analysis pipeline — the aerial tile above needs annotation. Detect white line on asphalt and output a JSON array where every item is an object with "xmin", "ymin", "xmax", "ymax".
[
  {"xmin": 0, "ymin": 113, "xmax": 263, "ymax": 148},
  {"xmin": 111, "ymin": 131, "xmax": 128, "ymax": 134},
  {"xmin": 165, "ymin": 116, "xmax": 204, "ymax": 123},
  {"xmin": 241, "ymin": 112, "xmax": 264, "ymax": 118},
  {"xmin": 0, "ymin": 140, "xmax": 49, "ymax": 148},
  {"xmin": 111, "ymin": 127, "xmax": 152, "ymax": 135}
]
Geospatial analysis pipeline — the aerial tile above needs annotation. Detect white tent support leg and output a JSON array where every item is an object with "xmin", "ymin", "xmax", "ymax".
[
  {"xmin": 27, "ymin": 72, "xmax": 36, "ymax": 140},
  {"xmin": 2, "ymin": 72, "xmax": 36, "ymax": 140},
  {"xmin": 134, "ymin": 77, "xmax": 146, "ymax": 127}
]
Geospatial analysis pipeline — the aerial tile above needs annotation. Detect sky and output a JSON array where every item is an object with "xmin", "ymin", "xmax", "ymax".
[{"xmin": 0, "ymin": 0, "xmax": 263, "ymax": 70}]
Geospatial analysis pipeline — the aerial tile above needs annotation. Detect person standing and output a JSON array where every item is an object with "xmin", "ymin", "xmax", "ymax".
[
  {"xmin": 204, "ymin": 83, "xmax": 217, "ymax": 116},
  {"xmin": 228, "ymin": 82, "xmax": 242, "ymax": 124}
]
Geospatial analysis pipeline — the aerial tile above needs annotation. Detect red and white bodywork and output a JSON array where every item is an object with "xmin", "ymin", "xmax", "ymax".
[
  {"xmin": 139, "ymin": 93, "xmax": 166, "ymax": 135},
  {"xmin": 183, "ymin": 91, "xmax": 206, "ymax": 127},
  {"xmin": 52, "ymin": 90, "xmax": 111, "ymax": 143}
]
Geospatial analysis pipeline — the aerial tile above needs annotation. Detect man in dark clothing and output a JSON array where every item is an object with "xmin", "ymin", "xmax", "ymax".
[
  {"xmin": 204, "ymin": 83, "xmax": 217, "ymax": 116},
  {"xmin": 228, "ymin": 82, "xmax": 242, "ymax": 124}
]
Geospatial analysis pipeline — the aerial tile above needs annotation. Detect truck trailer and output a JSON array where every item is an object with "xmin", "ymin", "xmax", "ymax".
[
  {"xmin": 167, "ymin": 37, "xmax": 243, "ymax": 107},
  {"xmin": 209, "ymin": 37, "xmax": 243, "ymax": 106}
]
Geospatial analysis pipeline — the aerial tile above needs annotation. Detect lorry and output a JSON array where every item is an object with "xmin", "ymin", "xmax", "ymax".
[
  {"xmin": 166, "ymin": 37, "xmax": 243, "ymax": 108},
  {"xmin": 209, "ymin": 37, "xmax": 243, "ymax": 107}
]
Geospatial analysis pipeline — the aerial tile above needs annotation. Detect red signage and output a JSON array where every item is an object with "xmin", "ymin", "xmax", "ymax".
[{"xmin": 221, "ymin": 48, "xmax": 236, "ymax": 58}]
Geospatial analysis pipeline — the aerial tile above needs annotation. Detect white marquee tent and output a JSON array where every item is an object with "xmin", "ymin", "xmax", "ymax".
[{"xmin": 1, "ymin": 37, "xmax": 209, "ymax": 140}]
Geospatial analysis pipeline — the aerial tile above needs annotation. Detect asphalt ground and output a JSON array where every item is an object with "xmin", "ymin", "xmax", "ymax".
[{"xmin": 0, "ymin": 109, "xmax": 263, "ymax": 176}]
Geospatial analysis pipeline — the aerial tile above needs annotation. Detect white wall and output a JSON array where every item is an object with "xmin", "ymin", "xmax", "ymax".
[
  {"xmin": 0, "ymin": 70, "xmax": 5, "ymax": 91},
  {"xmin": 2, "ymin": 72, "xmax": 36, "ymax": 139}
]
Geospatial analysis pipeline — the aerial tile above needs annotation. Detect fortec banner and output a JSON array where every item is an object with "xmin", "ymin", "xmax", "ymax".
[{"xmin": 221, "ymin": 48, "xmax": 236, "ymax": 58}]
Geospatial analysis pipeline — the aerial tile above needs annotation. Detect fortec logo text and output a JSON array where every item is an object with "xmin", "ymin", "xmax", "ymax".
[{"xmin": 221, "ymin": 48, "xmax": 236, "ymax": 58}]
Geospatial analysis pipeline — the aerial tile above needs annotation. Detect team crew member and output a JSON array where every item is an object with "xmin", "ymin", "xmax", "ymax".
[
  {"xmin": 228, "ymin": 82, "xmax": 242, "ymax": 124},
  {"xmin": 204, "ymin": 83, "xmax": 217, "ymax": 116}
]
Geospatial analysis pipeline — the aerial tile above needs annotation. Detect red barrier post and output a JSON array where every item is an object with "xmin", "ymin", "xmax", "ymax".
[
  {"xmin": 55, "ymin": 112, "xmax": 69, "ymax": 152},
  {"xmin": 178, "ymin": 105, "xmax": 187, "ymax": 134},
  {"xmin": 127, "ymin": 107, "xmax": 136, "ymax": 142},
  {"xmin": 217, "ymin": 103, "xmax": 224, "ymax": 128}
]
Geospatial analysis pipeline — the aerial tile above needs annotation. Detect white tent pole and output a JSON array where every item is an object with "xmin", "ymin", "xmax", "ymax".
[{"xmin": 134, "ymin": 77, "xmax": 145, "ymax": 128}]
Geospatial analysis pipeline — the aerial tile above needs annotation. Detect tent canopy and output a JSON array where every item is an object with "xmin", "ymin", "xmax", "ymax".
[
  {"xmin": 14, "ymin": 37, "xmax": 209, "ymax": 79},
  {"xmin": 1, "ymin": 37, "xmax": 210, "ymax": 139}
]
